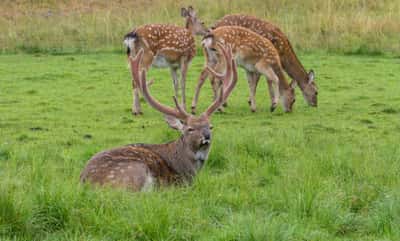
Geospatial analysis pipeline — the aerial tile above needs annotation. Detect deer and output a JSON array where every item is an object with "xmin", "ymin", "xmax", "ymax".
[
  {"xmin": 184, "ymin": 10, "xmax": 317, "ymax": 113},
  {"xmin": 123, "ymin": 8, "xmax": 207, "ymax": 115},
  {"xmin": 80, "ymin": 44, "xmax": 237, "ymax": 191},
  {"xmin": 195, "ymin": 26, "xmax": 296, "ymax": 114}
]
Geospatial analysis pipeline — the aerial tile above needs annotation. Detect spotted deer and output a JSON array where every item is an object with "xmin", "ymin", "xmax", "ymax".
[
  {"xmin": 80, "ymin": 44, "xmax": 237, "ymax": 191},
  {"xmin": 123, "ymin": 10, "xmax": 207, "ymax": 114},
  {"xmin": 196, "ymin": 26, "xmax": 295, "ymax": 114},
  {"xmin": 212, "ymin": 14, "xmax": 318, "ymax": 107},
  {"xmin": 184, "ymin": 10, "xmax": 317, "ymax": 111}
]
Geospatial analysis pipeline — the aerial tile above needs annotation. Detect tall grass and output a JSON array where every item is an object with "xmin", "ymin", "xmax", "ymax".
[
  {"xmin": 0, "ymin": 0, "xmax": 399, "ymax": 54},
  {"xmin": 1, "ymin": 51, "xmax": 400, "ymax": 240}
]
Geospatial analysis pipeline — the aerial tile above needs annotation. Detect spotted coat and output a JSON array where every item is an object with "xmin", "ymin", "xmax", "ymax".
[{"xmin": 212, "ymin": 15, "xmax": 314, "ymax": 92}]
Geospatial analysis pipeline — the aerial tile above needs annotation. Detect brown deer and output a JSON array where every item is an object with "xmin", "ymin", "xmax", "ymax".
[
  {"xmin": 123, "ymin": 10, "xmax": 207, "ymax": 115},
  {"xmin": 184, "ymin": 10, "xmax": 317, "ymax": 111},
  {"xmin": 212, "ymin": 14, "xmax": 317, "ymax": 107},
  {"xmin": 196, "ymin": 26, "xmax": 295, "ymax": 114},
  {"xmin": 80, "ymin": 44, "xmax": 237, "ymax": 191}
]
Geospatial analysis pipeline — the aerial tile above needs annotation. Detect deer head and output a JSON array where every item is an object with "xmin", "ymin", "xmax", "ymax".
[
  {"xmin": 181, "ymin": 6, "xmax": 209, "ymax": 36},
  {"xmin": 129, "ymin": 43, "xmax": 237, "ymax": 170}
]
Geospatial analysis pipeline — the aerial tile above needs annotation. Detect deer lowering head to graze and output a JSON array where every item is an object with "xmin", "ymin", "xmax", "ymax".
[
  {"xmin": 123, "ymin": 21, "xmax": 199, "ymax": 114},
  {"xmin": 80, "ymin": 44, "xmax": 237, "ymax": 191},
  {"xmin": 212, "ymin": 14, "xmax": 318, "ymax": 106},
  {"xmin": 193, "ymin": 26, "xmax": 295, "ymax": 114}
]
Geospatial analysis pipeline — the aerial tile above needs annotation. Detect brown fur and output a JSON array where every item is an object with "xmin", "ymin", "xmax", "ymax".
[
  {"xmin": 80, "ymin": 45, "xmax": 237, "ymax": 192},
  {"xmin": 212, "ymin": 14, "xmax": 318, "ymax": 106},
  {"xmin": 198, "ymin": 26, "xmax": 295, "ymax": 113},
  {"xmin": 124, "ymin": 24, "xmax": 196, "ymax": 114}
]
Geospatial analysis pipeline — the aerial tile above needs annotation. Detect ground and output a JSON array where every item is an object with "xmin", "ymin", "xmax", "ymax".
[{"xmin": 0, "ymin": 53, "xmax": 399, "ymax": 240}]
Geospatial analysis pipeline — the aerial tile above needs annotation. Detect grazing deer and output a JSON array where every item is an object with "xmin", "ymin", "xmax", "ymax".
[
  {"xmin": 80, "ymin": 44, "xmax": 237, "ymax": 191},
  {"xmin": 196, "ymin": 26, "xmax": 295, "ymax": 114},
  {"xmin": 212, "ymin": 14, "xmax": 317, "ymax": 107},
  {"xmin": 123, "ymin": 10, "xmax": 207, "ymax": 115},
  {"xmin": 183, "ymin": 10, "xmax": 317, "ymax": 110}
]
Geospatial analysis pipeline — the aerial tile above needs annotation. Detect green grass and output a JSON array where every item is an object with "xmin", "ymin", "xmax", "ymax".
[{"xmin": 1, "ymin": 52, "xmax": 400, "ymax": 240}]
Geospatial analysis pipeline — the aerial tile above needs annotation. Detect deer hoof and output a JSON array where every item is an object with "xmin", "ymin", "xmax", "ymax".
[
  {"xmin": 270, "ymin": 105, "xmax": 277, "ymax": 112},
  {"xmin": 222, "ymin": 102, "xmax": 228, "ymax": 107},
  {"xmin": 133, "ymin": 111, "xmax": 143, "ymax": 116}
]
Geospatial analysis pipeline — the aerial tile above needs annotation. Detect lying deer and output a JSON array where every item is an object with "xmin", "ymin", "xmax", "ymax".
[
  {"xmin": 184, "ymin": 9, "xmax": 317, "ymax": 111},
  {"xmin": 196, "ymin": 26, "xmax": 295, "ymax": 114},
  {"xmin": 123, "ymin": 7, "xmax": 207, "ymax": 114},
  {"xmin": 80, "ymin": 44, "xmax": 237, "ymax": 191}
]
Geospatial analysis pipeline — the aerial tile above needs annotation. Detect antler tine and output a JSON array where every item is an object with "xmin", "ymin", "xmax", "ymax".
[
  {"xmin": 206, "ymin": 42, "xmax": 232, "ymax": 81},
  {"xmin": 128, "ymin": 49, "xmax": 144, "ymax": 89},
  {"xmin": 223, "ymin": 56, "xmax": 238, "ymax": 102},
  {"xmin": 173, "ymin": 96, "xmax": 190, "ymax": 117},
  {"xmin": 205, "ymin": 43, "xmax": 235, "ymax": 116},
  {"xmin": 139, "ymin": 69, "xmax": 188, "ymax": 120}
]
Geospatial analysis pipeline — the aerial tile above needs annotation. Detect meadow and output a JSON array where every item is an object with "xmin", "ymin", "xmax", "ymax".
[
  {"xmin": 1, "ymin": 0, "xmax": 400, "ymax": 240},
  {"xmin": 1, "ymin": 52, "xmax": 400, "ymax": 240}
]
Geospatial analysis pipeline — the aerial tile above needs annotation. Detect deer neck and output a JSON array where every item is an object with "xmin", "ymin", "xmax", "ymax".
[
  {"xmin": 282, "ymin": 54, "xmax": 309, "ymax": 91},
  {"xmin": 150, "ymin": 136, "xmax": 208, "ymax": 181}
]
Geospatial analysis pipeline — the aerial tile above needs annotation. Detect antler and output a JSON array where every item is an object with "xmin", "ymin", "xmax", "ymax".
[
  {"xmin": 128, "ymin": 49, "xmax": 144, "ymax": 89},
  {"xmin": 205, "ymin": 43, "xmax": 237, "ymax": 116},
  {"xmin": 129, "ymin": 50, "xmax": 189, "ymax": 120}
]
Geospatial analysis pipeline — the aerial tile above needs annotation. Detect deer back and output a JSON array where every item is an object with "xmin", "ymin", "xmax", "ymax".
[
  {"xmin": 212, "ymin": 15, "xmax": 291, "ymax": 57},
  {"xmin": 127, "ymin": 24, "xmax": 196, "ymax": 62},
  {"xmin": 80, "ymin": 143, "xmax": 183, "ymax": 191},
  {"xmin": 204, "ymin": 26, "xmax": 281, "ymax": 67}
]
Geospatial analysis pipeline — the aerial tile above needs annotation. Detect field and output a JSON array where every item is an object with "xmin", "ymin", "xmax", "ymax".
[
  {"xmin": 1, "ymin": 52, "xmax": 400, "ymax": 240},
  {"xmin": 1, "ymin": 0, "xmax": 400, "ymax": 54}
]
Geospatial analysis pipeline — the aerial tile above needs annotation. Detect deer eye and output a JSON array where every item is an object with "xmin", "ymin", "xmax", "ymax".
[
  {"xmin": 187, "ymin": 127, "xmax": 195, "ymax": 132},
  {"xmin": 209, "ymin": 125, "xmax": 213, "ymax": 130}
]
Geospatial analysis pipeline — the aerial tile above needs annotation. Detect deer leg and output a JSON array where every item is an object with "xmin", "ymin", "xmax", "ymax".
[
  {"xmin": 180, "ymin": 59, "xmax": 189, "ymax": 110},
  {"xmin": 256, "ymin": 63, "xmax": 280, "ymax": 112},
  {"xmin": 191, "ymin": 67, "xmax": 209, "ymax": 114},
  {"xmin": 247, "ymin": 72, "xmax": 260, "ymax": 108},
  {"xmin": 210, "ymin": 75, "xmax": 225, "ymax": 112},
  {"xmin": 246, "ymin": 71, "xmax": 258, "ymax": 112},
  {"xmin": 131, "ymin": 77, "xmax": 142, "ymax": 115},
  {"xmin": 170, "ymin": 67, "xmax": 180, "ymax": 99}
]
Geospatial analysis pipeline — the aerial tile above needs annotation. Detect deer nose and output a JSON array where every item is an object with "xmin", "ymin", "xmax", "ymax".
[{"xmin": 203, "ymin": 132, "xmax": 211, "ymax": 140}]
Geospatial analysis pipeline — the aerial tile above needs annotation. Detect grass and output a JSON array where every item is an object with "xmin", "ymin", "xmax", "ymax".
[
  {"xmin": 1, "ymin": 0, "xmax": 400, "ymax": 55},
  {"xmin": 1, "ymin": 52, "xmax": 400, "ymax": 240}
]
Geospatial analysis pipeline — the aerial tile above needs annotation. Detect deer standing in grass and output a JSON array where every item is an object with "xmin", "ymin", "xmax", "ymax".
[
  {"xmin": 184, "ymin": 10, "xmax": 317, "ymax": 112},
  {"xmin": 197, "ymin": 26, "xmax": 295, "ymax": 113},
  {"xmin": 80, "ymin": 44, "xmax": 237, "ymax": 191},
  {"xmin": 123, "ymin": 8, "xmax": 207, "ymax": 114}
]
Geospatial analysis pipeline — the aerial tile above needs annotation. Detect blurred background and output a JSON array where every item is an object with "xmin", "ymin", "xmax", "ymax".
[{"xmin": 0, "ymin": 0, "xmax": 399, "ymax": 55}]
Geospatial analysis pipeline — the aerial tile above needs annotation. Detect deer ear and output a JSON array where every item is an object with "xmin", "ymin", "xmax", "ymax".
[
  {"xmin": 181, "ymin": 7, "xmax": 189, "ymax": 17},
  {"xmin": 187, "ymin": 6, "xmax": 196, "ymax": 17},
  {"xmin": 308, "ymin": 70, "xmax": 315, "ymax": 84},
  {"xmin": 165, "ymin": 115, "xmax": 184, "ymax": 131}
]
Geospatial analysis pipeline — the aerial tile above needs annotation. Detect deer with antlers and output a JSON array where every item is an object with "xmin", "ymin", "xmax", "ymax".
[
  {"xmin": 123, "ymin": 8, "xmax": 207, "ymax": 115},
  {"xmin": 194, "ymin": 26, "xmax": 296, "ymax": 114},
  {"xmin": 80, "ymin": 44, "xmax": 237, "ymax": 191},
  {"xmin": 184, "ymin": 9, "xmax": 317, "ymax": 112}
]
